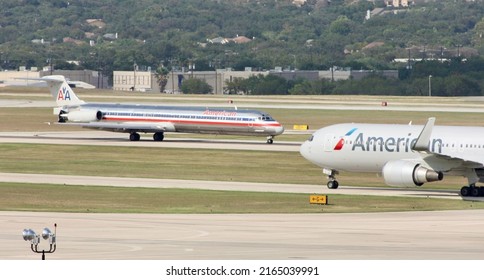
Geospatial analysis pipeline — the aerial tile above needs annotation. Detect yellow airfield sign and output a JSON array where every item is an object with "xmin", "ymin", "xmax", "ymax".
[{"xmin": 309, "ymin": 195, "xmax": 328, "ymax": 205}]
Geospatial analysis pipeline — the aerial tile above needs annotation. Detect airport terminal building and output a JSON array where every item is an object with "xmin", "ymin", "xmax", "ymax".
[{"xmin": 1, "ymin": 67, "xmax": 396, "ymax": 94}]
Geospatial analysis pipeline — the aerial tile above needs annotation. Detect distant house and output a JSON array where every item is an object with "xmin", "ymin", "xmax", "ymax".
[
  {"xmin": 292, "ymin": 0, "xmax": 307, "ymax": 7},
  {"xmin": 208, "ymin": 36, "xmax": 252, "ymax": 44},
  {"xmin": 103, "ymin": 33, "xmax": 118, "ymax": 41},
  {"xmin": 86, "ymin": 19, "xmax": 106, "ymax": 29},
  {"xmin": 31, "ymin": 39, "xmax": 45, "ymax": 44},
  {"xmin": 208, "ymin": 37, "xmax": 229, "ymax": 44},
  {"xmin": 362, "ymin": 41, "xmax": 385, "ymax": 50},
  {"xmin": 232, "ymin": 35, "xmax": 252, "ymax": 44}
]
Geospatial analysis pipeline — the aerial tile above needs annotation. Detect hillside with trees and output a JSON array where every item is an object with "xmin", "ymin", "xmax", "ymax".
[{"xmin": 1, "ymin": 0, "xmax": 484, "ymax": 95}]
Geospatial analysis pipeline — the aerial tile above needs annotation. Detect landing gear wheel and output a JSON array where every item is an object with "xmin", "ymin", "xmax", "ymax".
[
  {"xmin": 129, "ymin": 132, "xmax": 140, "ymax": 141},
  {"xmin": 153, "ymin": 132, "xmax": 164, "ymax": 141},
  {"xmin": 479, "ymin": 187, "xmax": 484, "ymax": 197},
  {"xmin": 471, "ymin": 187, "xmax": 480, "ymax": 197},
  {"xmin": 327, "ymin": 180, "xmax": 339, "ymax": 189},
  {"xmin": 266, "ymin": 138, "xmax": 273, "ymax": 144},
  {"xmin": 460, "ymin": 186, "xmax": 470, "ymax": 197}
]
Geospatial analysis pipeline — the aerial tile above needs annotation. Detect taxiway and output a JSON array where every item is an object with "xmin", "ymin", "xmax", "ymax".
[{"xmin": 4, "ymin": 210, "xmax": 484, "ymax": 260}]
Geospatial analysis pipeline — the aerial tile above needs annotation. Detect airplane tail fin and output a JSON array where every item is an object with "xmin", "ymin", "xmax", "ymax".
[{"xmin": 42, "ymin": 75, "xmax": 85, "ymax": 106}]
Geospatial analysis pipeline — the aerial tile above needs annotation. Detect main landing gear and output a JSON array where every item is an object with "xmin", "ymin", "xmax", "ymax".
[
  {"xmin": 460, "ymin": 185, "xmax": 484, "ymax": 197},
  {"xmin": 129, "ymin": 132, "xmax": 141, "ymax": 141},
  {"xmin": 266, "ymin": 136, "xmax": 274, "ymax": 144},
  {"xmin": 153, "ymin": 132, "xmax": 164, "ymax": 141},
  {"xmin": 129, "ymin": 132, "xmax": 165, "ymax": 141}
]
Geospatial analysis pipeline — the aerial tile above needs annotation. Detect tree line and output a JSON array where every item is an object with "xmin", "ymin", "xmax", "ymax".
[
  {"xmin": 218, "ymin": 57, "xmax": 484, "ymax": 96},
  {"xmin": 1, "ymin": 0, "xmax": 483, "ymax": 95}
]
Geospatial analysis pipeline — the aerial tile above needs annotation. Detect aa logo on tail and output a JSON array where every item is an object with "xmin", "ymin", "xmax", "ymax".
[{"xmin": 57, "ymin": 87, "xmax": 71, "ymax": 101}]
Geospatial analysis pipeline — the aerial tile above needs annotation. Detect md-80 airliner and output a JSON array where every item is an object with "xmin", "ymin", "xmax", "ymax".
[
  {"xmin": 40, "ymin": 75, "xmax": 284, "ymax": 143},
  {"xmin": 300, "ymin": 118, "xmax": 484, "ymax": 197}
]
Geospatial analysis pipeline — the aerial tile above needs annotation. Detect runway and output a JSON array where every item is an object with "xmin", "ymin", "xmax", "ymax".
[
  {"xmin": 5, "ymin": 210, "xmax": 484, "ymax": 260},
  {"xmin": 0, "ymin": 131, "xmax": 300, "ymax": 151},
  {"xmin": 3, "ymin": 97, "xmax": 484, "ymax": 113}
]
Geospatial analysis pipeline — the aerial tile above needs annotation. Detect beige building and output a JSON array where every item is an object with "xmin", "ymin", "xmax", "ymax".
[
  {"xmin": 391, "ymin": 0, "xmax": 409, "ymax": 7},
  {"xmin": 110, "ymin": 64, "xmax": 358, "ymax": 94},
  {"xmin": 0, "ymin": 70, "xmax": 40, "ymax": 87},
  {"xmin": 165, "ymin": 69, "xmax": 268, "ymax": 95},
  {"xmin": 113, "ymin": 70, "xmax": 155, "ymax": 92}
]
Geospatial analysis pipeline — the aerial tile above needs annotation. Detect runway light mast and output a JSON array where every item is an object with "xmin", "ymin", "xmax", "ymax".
[{"xmin": 22, "ymin": 224, "xmax": 57, "ymax": 260}]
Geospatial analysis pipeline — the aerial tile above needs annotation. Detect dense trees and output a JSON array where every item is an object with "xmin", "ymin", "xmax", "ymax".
[
  {"xmin": 0, "ymin": 0, "xmax": 483, "ymax": 95},
  {"xmin": 180, "ymin": 77, "xmax": 212, "ymax": 94},
  {"xmin": 224, "ymin": 57, "xmax": 484, "ymax": 96}
]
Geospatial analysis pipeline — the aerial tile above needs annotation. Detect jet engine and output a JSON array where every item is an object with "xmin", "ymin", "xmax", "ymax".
[
  {"xmin": 382, "ymin": 160, "xmax": 443, "ymax": 187},
  {"xmin": 59, "ymin": 110, "xmax": 103, "ymax": 122}
]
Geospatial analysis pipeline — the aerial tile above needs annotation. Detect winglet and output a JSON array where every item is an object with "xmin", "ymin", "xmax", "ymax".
[{"xmin": 412, "ymin": 117, "xmax": 435, "ymax": 152}]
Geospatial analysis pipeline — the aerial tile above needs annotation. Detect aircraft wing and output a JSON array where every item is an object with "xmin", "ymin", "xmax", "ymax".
[
  {"xmin": 58, "ymin": 122, "xmax": 176, "ymax": 133},
  {"xmin": 437, "ymin": 152, "xmax": 484, "ymax": 167}
]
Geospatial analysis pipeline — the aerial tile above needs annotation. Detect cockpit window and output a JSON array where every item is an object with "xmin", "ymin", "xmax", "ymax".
[
  {"xmin": 308, "ymin": 135, "xmax": 314, "ymax": 142},
  {"xmin": 260, "ymin": 114, "xmax": 275, "ymax": 121}
]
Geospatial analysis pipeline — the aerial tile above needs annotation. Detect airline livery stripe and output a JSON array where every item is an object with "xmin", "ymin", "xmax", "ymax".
[
  {"xmin": 345, "ymin": 128, "xmax": 357, "ymax": 136},
  {"xmin": 103, "ymin": 117, "xmax": 283, "ymax": 127}
]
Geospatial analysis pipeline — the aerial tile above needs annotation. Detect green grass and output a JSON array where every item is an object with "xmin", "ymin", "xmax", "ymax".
[
  {"xmin": 1, "ymin": 182, "xmax": 482, "ymax": 213},
  {"xmin": 0, "ymin": 143, "xmax": 319, "ymax": 183},
  {"xmin": 0, "ymin": 143, "xmax": 467, "ymax": 188}
]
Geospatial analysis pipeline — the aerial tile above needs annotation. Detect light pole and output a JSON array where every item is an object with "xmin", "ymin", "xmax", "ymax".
[
  {"xmin": 133, "ymin": 61, "xmax": 137, "ymax": 91},
  {"xmin": 22, "ymin": 224, "xmax": 57, "ymax": 260},
  {"xmin": 428, "ymin": 75, "xmax": 432, "ymax": 97}
]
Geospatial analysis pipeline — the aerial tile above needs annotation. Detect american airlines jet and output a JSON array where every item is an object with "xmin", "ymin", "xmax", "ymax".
[
  {"xmin": 300, "ymin": 118, "xmax": 484, "ymax": 197},
  {"xmin": 41, "ymin": 75, "xmax": 284, "ymax": 143}
]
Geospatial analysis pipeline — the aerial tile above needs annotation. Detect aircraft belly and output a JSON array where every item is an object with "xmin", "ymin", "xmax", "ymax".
[{"xmin": 174, "ymin": 123, "xmax": 270, "ymax": 136}]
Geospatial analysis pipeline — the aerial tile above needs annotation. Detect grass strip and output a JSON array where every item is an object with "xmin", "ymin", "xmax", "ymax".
[{"xmin": 1, "ymin": 182, "xmax": 482, "ymax": 214}]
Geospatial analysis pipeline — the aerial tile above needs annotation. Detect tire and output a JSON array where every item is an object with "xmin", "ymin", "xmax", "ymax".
[
  {"xmin": 479, "ymin": 187, "xmax": 484, "ymax": 197},
  {"xmin": 460, "ymin": 186, "xmax": 470, "ymax": 197},
  {"xmin": 129, "ymin": 133, "xmax": 140, "ymax": 141},
  {"xmin": 153, "ymin": 132, "xmax": 164, "ymax": 141},
  {"xmin": 471, "ymin": 187, "xmax": 480, "ymax": 197},
  {"xmin": 327, "ymin": 180, "xmax": 339, "ymax": 189}
]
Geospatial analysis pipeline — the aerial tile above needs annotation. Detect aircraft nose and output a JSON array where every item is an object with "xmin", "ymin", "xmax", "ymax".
[
  {"xmin": 274, "ymin": 125, "xmax": 284, "ymax": 135},
  {"xmin": 300, "ymin": 140, "xmax": 312, "ymax": 161}
]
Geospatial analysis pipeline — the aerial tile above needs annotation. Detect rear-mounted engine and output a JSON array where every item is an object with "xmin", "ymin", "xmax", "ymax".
[{"xmin": 59, "ymin": 110, "xmax": 103, "ymax": 123}]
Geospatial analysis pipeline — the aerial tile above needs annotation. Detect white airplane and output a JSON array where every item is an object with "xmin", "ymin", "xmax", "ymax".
[
  {"xmin": 40, "ymin": 75, "xmax": 284, "ymax": 143},
  {"xmin": 300, "ymin": 117, "xmax": 484, "ymax": 197}
]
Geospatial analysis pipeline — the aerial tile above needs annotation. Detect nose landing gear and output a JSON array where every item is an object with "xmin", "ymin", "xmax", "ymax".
[
  {"xmin": 327, "ymin": 178, "xmax": 339, "ymax": 189},
  {"xmin": 323, "ymin": 169, "xmax": 339, "ymax": 189}
]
